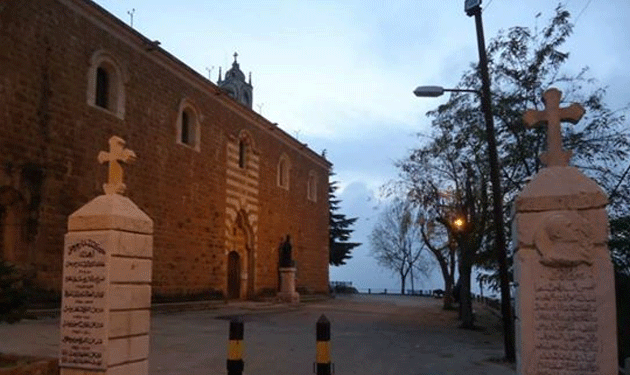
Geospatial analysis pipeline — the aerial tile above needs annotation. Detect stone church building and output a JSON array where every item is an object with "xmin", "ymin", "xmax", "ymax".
[{"xmin": 0, "ymin": 0, "xmax": 331, "ymax": 299}]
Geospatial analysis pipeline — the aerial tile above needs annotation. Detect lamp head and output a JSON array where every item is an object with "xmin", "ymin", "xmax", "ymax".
[{"xmin": 413, "ymin": 86, "xmax": 445, "ymax": 98}]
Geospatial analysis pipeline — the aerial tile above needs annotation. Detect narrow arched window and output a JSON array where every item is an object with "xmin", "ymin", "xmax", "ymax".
[
  {"xmin": 239, "ymin": 140, "xmax": 247, "ymax": 169},
  {"xmin": 307, "ymin": 171, "xmax": 317, "ymax": 202},
  {"xmin": 87, "ymin": 50, "xmax": 126, "ymax": 119},
  {"xmin": 279, "ymin": 159, "xmax": 287, "ymax": 186},
  {"xmin": 181, "ymin": 111, "xmax": 190, "ymax": 145},
  {"xmin": 95, "ymin": 67, "xmax": 109, "ymax": 109},
  {"xmin": 176, "ymin": 99, "xmax": 200, "ymax": 150},
  {"xmin": 277, "ymin": 154, "xmax": 290, "ymax": 189}
]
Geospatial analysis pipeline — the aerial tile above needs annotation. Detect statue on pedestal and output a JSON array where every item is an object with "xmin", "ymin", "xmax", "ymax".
[
  {"xmin": 277, "ymin": 234, "xmax": 299, "ymax": 303},
  {"xmin": 279, "ymin": 235, "xmax": 294, "ymax": 268}
]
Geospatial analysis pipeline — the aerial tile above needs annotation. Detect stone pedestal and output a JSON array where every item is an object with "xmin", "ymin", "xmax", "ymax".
[
  {"xmin": 277, "ymin": 267, "xmax": 299, "ymax": 304},
  {"xmin": 59, "ymin": 194, "xmax": 153, "ymax": 375},
  {"xmin": 514, "ymin": 166, "xmax": 617, "ymax": 375}
]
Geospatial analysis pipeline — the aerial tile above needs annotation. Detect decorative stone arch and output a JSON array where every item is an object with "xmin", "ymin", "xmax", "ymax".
[
  {"xmin": 277, "ymin": 153, "xmax": 291, "ymax": 190},
  {"xmin": 175, "ymin": 98, "xmax": 201, "ymax": 151},
  {"xmin": 86, "ymin": 50, "xmax": 128, "ymax": 119},
  {"xmin": 0, "ymin": 186, "xmax": 28, "ymax": 265},
  {"xmin": 225, "ymin": 200, "xmax": 258, "ymax": 299}
]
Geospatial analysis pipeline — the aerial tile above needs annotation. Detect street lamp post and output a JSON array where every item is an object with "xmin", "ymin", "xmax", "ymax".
[
  {"xmin": 412, "ymin": 0, "xmax": 516, "ymax": 361},
  {"xmin": 466, "ymin": 1, "xmax": 515, "ymax": 362}
]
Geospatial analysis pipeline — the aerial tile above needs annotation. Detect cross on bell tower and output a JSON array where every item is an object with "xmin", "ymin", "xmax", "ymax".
[{"xmin": 217, "ymin": 51, "xmax": 253, "ymax": 109}]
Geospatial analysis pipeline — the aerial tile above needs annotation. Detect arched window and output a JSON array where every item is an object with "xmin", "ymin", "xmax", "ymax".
[
  {"xmin": 277, "ymin": 154, "xmax": 291, "ymax": 190},
  {"xmin": 95, "ymin": 67, "xmax": 109, "ymax": 108},
  {"xmin": 176, "ymin": 99, "xmax": 200, "ymax": 150},
  {"xmin": 236, "ymin": 130, "xmax": 254, "ymax": 170},
  {"xmin": 238, "ymin": 140, "xmax": 247, "ymax": 168},
  {"xmin": 87, "ymin": 50, "xmax": 126, "ymax": 119},
  {"xmin": 307, "ymin": 171, "xmax": 317, "ymax": 202},
  {"xmin": 181, "ymin": 111, "xmax": 190, "ymax": 144}
]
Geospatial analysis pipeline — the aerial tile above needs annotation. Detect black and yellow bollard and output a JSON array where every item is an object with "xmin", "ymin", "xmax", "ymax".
[
  {"xmin": 315, "ymin": 314, "xmax": 332, "ymax": 375},
  {"xmin": 227, "ymin": 316, "xmax": 244, "ymax": 375}
]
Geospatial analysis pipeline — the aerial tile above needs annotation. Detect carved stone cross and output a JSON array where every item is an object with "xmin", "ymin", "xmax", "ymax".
[
  {"xmin": 97, "ymin": 136, "xmax": 137, "ymax": 195},
  {"xmin": 523, "ymin": 88, "xmax": 585, "ymax": 167}
]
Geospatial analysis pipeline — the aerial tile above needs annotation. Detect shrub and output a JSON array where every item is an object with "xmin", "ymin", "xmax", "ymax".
[{"xmin": 0, "ymin": 261, "xmax": 28, "ymax": 324}]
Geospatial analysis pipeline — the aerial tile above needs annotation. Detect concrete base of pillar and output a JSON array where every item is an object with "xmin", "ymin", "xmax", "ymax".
[{"xmin": 278, "ymin": 267, "xmax": 300, "ymax": 304}]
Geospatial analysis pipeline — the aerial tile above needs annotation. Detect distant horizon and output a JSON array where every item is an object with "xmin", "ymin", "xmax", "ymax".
[{"xmin": 330, "ymin": 264, "xmax": 498, "ymax": 297}]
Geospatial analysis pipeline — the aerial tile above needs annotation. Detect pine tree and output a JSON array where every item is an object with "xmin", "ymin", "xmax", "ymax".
[{"xmin": 329, "ymin": 175, "xmax": 360, "ymax": 266}]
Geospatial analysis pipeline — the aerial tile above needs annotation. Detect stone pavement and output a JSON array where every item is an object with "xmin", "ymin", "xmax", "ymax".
[{"xmin": 0, "ymin": 294, "xmax": 516, "ymax": 375}]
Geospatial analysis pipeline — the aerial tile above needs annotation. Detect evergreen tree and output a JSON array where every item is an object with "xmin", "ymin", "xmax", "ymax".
[{"xmin": 329, "ymin": 174, "xmax": 360, "ymax": 266}]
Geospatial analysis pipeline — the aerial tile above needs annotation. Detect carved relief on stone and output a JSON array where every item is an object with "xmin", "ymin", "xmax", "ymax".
[{"xmin": 534, "ymin": 212, "xmax": 593, "ymax": 267}]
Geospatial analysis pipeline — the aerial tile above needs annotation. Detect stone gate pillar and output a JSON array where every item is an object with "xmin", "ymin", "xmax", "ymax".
[
  {"xmin": 514, "ymin": 89, "xmax": 617, "ymax": 374},
  {"xmin": 59, "ymin": 136, "xmax": 153, "ymax": 375}
]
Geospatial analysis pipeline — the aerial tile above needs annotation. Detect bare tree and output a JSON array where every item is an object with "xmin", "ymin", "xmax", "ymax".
[
  {"xmin": 370, "ymin": 199, "xmax": 429, "ymax": 294},
  {"xmin": 418, "ymin": 217, "xmax": 457, "ymax": 310}
]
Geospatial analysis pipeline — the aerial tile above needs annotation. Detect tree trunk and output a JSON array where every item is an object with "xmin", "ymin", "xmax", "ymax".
[
  {"xmin": 442, "ymin": 271, "xmax": 453, "ymax": 310},
  {"xmin": 460, "ymin": 245, "xmax": 474, "ymax": 329},
  {"xmin": 449, "ymin": 242, "xmax": 456, "ymax": 309},
  {"xmin": 430, "ymin": 242, "xmax": 455, "ymax": 310},
  {"xmin": 400, "ymin": 271, "xmax": 406, "ymax": 295}
]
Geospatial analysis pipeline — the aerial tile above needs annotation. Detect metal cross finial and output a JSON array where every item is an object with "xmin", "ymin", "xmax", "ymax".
[
  {"xmin": 97, "ymin": 136, "xmax": 137, "ymax": 195},
  {"xmin": 233, "ymin": 52, "xmax": 238, "ymax": 63},
  {"xmin": 523, "ymin": 88, "xmax": 585, "ymax": 167}
]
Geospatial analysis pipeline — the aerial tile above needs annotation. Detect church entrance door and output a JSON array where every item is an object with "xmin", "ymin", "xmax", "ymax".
[{"xmin": 227, "ymin": 251, "xmax": 241, "ymax": 299}]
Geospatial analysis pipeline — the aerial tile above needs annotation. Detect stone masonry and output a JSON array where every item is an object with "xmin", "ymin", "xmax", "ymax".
[{"xmin": 0, "ymin": 0, "xmax": 331, "ymax": 299}]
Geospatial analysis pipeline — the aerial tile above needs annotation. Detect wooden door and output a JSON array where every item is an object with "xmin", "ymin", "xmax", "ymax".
[{"xmin": 227, "ymin": 251, "xmax": 241, "ymax": 299}]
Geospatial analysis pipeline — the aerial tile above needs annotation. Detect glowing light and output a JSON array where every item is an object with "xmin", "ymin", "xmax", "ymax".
[{"xmin": 453, "ymin": 217, "xmax": 465, "ymax": 230}]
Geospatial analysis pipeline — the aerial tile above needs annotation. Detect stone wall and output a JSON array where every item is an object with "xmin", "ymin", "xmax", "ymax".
[{"xmin": 0, "ymin": 0, "xmax": 330, "ymax": 298}]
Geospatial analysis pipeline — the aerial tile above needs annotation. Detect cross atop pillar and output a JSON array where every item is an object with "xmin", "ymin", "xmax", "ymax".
[
  {"xmin": 97, "ymin": 136, "xmax": 137, "ymax": 195},
  {"xmin": 523, "ymin": 88, "xmax": 585, "ymax": 167}
]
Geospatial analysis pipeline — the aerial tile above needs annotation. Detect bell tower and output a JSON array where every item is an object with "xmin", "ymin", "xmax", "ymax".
[{"xmin": 218, "ymin": 52, "xmax": 253, "ymax": 109}]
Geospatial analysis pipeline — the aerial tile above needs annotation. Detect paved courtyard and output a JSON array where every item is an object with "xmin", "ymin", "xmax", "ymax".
[{"xmin": 0, "ymin": 294, "xmax": 515, "ymax": 375}]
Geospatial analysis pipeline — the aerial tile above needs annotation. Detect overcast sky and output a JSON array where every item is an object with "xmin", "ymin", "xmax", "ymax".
[{"xmin": 94, "ymin": 0, "xmax": 630, "ymax": 292}]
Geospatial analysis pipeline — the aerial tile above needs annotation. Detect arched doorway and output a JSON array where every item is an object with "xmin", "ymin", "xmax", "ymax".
[
  {"xmin": 234, "ymin": 210, "xmax": 256, "ymax": 299},
  {"xmin": 227, "ymin": 251, "xmax": 241, "ymax": 300}
]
